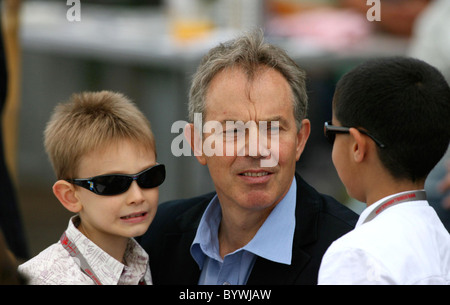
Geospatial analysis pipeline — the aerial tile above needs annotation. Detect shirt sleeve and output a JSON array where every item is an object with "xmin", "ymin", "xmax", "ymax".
[
  {"xmin": 18, "ymin": 243, "xmax": 90, "ymax": 285},
  {"xmin": 318, "ymin": 246, "xmax": 395, "ymax": 285}
]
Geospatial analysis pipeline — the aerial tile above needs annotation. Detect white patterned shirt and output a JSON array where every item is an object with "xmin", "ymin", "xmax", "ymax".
[{"xmin": 18, "ymin": 216, "xmax": 152, "ymax": 285}]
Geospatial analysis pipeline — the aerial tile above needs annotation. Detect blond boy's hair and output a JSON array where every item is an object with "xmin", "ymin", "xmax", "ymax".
[{"xmin": 44, "ymin": 91, "xmax": 156, "ymax": 180}]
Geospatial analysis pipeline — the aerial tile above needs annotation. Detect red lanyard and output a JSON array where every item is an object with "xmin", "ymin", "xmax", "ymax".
[
  {"xmin": 60, "ymin": 232, "xmax": 103, "ymax": 285},
  {"xmin": 363, "ymin": 190, "xmax": 427, "ymax": 224},
  {"xmin": 60, "ymin": 232, "xmax": 147, "ymax": 285}
]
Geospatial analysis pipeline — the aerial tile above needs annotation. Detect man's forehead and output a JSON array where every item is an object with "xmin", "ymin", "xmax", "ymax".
[
  {"xmin": 215, "ymin": 115, "xmax": 287, "ymax": 125},
  {"xmin": 204, "ymin": 66, "xmax": 295, "ymax": 122}
]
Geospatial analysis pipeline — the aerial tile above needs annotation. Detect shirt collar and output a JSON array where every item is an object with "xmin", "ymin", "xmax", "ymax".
[
  {"xmin": 191, "ymin": 177, "xmax": 297, "ymax": 267},
  {"xmin": 356, "ymin": 189, "xmax": 428, "ymax": 228},
  {"xmin": 65, "ymin": 216, "xmax": 150, "ymax": 285}
]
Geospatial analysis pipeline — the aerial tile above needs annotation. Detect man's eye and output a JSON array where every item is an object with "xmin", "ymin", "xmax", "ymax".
[{"xmin": 225, "ymin": 129, "xmax": 241, "ymax": 134}]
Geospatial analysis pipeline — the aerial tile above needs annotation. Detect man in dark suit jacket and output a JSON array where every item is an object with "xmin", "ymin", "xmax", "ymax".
[
  {"xmin": 141, "ymin": 174, "xmax": 357, "ymax": 284},
  {"xmin": 140, "ymin": 30, "xmax": 358, "ymax": 285}
]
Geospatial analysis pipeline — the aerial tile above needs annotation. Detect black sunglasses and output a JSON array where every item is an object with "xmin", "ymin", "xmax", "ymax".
[
  {"xmin": 324, "ymin": 121, "xmax": 386, "ymax": 148},
  {"xmin": 67, "ymin": 164, "xmax": 166, "ymax": 196}
]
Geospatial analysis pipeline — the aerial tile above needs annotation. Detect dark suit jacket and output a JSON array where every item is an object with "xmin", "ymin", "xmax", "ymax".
[{"xmin": 139, "ymin": 173, "xmax": 358, "ymax": 285}]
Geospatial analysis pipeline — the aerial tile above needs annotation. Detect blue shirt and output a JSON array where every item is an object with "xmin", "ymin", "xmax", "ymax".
[{"xmin": 190, "ymin": 177, "xmax": 297, "ymax": 285}]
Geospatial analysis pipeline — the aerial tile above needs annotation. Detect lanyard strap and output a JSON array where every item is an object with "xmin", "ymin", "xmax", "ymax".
[
  {"xmin": 363, "ymin": 190, "xmax": 427, "ymax": 224},
  {"xmin": 60, "ymin": 232, "xmax": 147, "ymax": 285},
  {"xmin": 60, "ymin": 232, "xmax": 102, "ymax": 285}
]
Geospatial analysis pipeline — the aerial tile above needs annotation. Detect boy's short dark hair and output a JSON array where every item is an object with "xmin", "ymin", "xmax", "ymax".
[{"xmin": 333, "ymin": 56, "xmax": 450, "ymax": 182}]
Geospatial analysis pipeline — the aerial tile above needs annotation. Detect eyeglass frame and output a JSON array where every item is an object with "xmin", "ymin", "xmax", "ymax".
[{"xmin": 324, "ymin": 121, "xmax": 386, "ymax": 148}]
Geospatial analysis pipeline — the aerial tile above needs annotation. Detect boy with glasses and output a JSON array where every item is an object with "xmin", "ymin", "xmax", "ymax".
[
  {"xmin": 319, "ymin": 57, "xmax": 450, "ymax": 284},
  {"xmin": 19, "ymin": 91, "xmax": 165, "ymax": 284}
]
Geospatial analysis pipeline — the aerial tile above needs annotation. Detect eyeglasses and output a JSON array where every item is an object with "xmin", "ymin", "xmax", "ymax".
[
  {"xmin": 324, "ymin": 121, "xmax": 386, "ymax": 148},
  {"xmin": 67, "ymin": 164, "xmax": 166, "ymax": 196}
]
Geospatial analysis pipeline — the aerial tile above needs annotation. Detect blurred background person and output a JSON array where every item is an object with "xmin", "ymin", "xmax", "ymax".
[
  {"xmin": 0, "ymin": 230, "xmax": 25, "ymax": 284},
  {"xmin": 0, "ymin": 0, "xmax": 29, "ymax": 261},
  {"xmin": 439, "ymin": 161, "xmax": 450, "ymax": 211},
  {"xmin": 340, "ymin": 0, "xmax": 431, "ymax": 37},
  {"xmin": 408, "ymin": 0, "xmax": 450, "ymax": 232}
]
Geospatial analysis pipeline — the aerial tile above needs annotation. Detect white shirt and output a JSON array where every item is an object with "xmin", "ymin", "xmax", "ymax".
[
  {"xmin": 18, "ymin": 216, "xmax": 152, "ymax": 285},
  {"xmin": 318, "ymin": 191, "xmax": 450, "ymax": 285}
]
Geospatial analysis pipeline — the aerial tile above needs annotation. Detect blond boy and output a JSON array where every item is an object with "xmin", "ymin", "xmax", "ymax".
[{"xmin": 19, "ymin": 91, "xmax": 165, "ymax": 285}]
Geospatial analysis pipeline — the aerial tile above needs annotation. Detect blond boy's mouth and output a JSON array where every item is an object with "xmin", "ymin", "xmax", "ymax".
[{"xmin": 120, "ymin": 212, "xmax": 147, "ymax": 220}]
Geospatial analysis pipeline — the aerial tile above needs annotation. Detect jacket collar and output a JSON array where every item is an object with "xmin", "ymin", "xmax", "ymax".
[{"xmin": 247, "ymin": 174, "xmax": 320, "ymax": 284}]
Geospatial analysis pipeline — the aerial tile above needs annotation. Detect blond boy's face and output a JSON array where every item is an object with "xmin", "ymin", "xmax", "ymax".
[{"xmin": 74, "ymin": 139, "xmax": 158, "ymax": 246}]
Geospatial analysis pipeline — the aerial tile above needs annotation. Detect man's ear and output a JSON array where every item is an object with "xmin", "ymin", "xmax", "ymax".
[
  {"xmin": 52, "ymin": 180, "xmax": 82, "ymax": 213},
  {"xmin": 349, "ymin": 128, "xmax": 368, "ymax": 163},
  {"xmin": 295, "ymin": 119, "xmax": 311, "ymax": 161},
  {"xmin": 184, "ymin": 123, "xmax": 207, "ymax": 165}
]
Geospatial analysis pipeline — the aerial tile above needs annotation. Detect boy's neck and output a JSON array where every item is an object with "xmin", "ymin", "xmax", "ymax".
[{"xmin": 365, "ymin": 177, "xmax": 425, "ymax": 207}]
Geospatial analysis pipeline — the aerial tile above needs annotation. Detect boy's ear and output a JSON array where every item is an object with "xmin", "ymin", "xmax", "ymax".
[
  {"xmin": 52, "ymin": 180, "xmax": 82, "ymax": 213},
  {"xmin": 184, "ymin": 123, "xmax": 206, "ymax": 165},
  {"xmin": 349, "ymin": 128, "xmax": 368, "ymax": 163}
]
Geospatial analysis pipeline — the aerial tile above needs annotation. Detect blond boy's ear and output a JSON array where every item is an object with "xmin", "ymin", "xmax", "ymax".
[
  {"xmin": 184, "ymin": 123, "xmax": 206, "ymax": 166},
  {"xmin": 52, "ymin": 180, "xmax": 82, "ymax": 213}
]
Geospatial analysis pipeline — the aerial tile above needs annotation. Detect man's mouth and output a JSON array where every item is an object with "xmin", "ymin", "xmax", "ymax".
[{"xmin": 240, "ymin": 172, "xmax": 270, "ymax": 177}]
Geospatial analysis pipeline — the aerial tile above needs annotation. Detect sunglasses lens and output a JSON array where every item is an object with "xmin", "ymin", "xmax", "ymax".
[
  {"xmin": 138, "ymin": 164, "xmax": 166, "ymax": 189},
  {"xmin": 73, "ymin": 164, "xmax": 166, "ymax": 196},
  {"xmin": 93, "ymin": 175, "xmax": 131, "ymax": 195}
]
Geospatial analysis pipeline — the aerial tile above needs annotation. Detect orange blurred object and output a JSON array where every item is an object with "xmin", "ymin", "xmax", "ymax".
[
  {"xmin": 170, "ymin": 19, "xmax": 214, "ymax": 41},
  {"xmin": 269, "ymin": 0, "xmax": 332, "ymax": 15}
]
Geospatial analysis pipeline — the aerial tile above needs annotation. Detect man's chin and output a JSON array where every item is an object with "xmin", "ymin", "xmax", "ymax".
[{"xmin": 236, "ymin": 191, "xmax": 281, "ymax": 212}]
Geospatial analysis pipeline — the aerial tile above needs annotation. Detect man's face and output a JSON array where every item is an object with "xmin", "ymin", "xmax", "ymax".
[{"xmin": 193, "ymin": 66, "xmax": 310, "ymax": 214}]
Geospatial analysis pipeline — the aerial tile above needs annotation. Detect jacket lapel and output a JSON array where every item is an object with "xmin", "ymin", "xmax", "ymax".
[
  {"xmin": 161, "ymin": 230, "xmax": 200, "ymax": 284},
  {"xmin": 159, "ymin": 193, "xmax": 214, "ymax": 284},
  {"xmin": 246, "ymin": 244, "xmax": 311, "ymax": 284},
  {"xmin": 247, "ymin": 174, "xmax": 320, "ymax": 285}
]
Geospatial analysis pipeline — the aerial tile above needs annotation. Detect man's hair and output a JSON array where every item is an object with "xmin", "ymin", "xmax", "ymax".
[
  {"xmin": 44, "ymin": 91, "xmax": 156, "ymax": 180},
  {"xmin": 333, "ymin": 56, "xmax": 450, "ymax": 182},
  {"xmin": 189, "ymin": 29, "xmax": 308, "ymax": 130}
]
